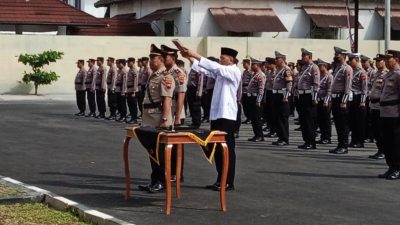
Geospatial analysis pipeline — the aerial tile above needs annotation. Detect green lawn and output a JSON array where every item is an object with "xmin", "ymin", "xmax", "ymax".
[
  {"xmin": 0, "ymin": 203, "xmax": 90, "ymax": 225},
  {"xmin": 0, "ymin": 184, "xmax": 26, "ymax": 198}
]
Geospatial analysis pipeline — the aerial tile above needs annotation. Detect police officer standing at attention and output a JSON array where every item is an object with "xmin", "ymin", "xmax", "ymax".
[
  {"xmin": 115, "ymin": 59, "xmax": 128, "ymax": 122},
  {"xmin": 138, "ymin": 44, "xmax": 175, "ymax": 193},
  {"xmin": 94, "ymin": 57, "xmax": 107, "ymax": 119},
  {"xmin": 361, "ymin": 55, "xmax": 376, "ymax": 143},
  {"xmin": 126, "ymin": 57, "xmax": 139, "ymax": 124},
  {"xmin": 264, "ymin": 57, "xmax": 278, "ymax": 138},
  {"xmin": 272, "ymin": 51, "xmax": 293, "ymax": 146},
  {"xmin": 330, "ymin": 47, "xmax": 353, "ymax": 154},
  {"xmin": 106, "ymin": 57, "xmax": 118, "ymax": 120},
  {"xmin": 74, "ymin": 60, "xmax": 87, "ymax": 116},
  {"xmin": 247, "ymin": 58, "xmax": 266, "ymax": 142},
  {"xmin": 186, "ymin": 68, "xmax": 203, "ymax": 128},
  {"xmin": 378, "ymin": 50, "xmax": 400, "ymax": 180},
  {"xmin": 297, "ymin": 48, "xmax": 320, "ymax": 150},
  {"xmin": 348, "ymin": 53, "xmax": 368, "ymax": 148},
  {"xmin": 316, "ymin": 59, "xmax": 333, "ymax": 144},
  {"xmin": 241, "ymin": 58, "xmax": 253, "ymax": 124},
  {"xmin": 85, "ymin": 59, "xmax": 97, "ymax": 117},
  {"xmin": 368, "ymin": 54, "xmax": 388, "ymax": 160},
  {"xmin": 139, "ymin": 57, "xmax": 152, "ymax": 119}
]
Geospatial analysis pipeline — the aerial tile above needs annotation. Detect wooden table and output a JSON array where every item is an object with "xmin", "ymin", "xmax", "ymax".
[{"xmin": 123, "ymin": 128, "xmax": 229, "ymax": 215}]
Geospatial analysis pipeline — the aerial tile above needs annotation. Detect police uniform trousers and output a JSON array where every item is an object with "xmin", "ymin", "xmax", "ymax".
[
  {"xmin": 116, "ymin": 92, "xmax": 127, "ymax": 117},
  {"xmin": 332, "ymin": 94, "xmax": 350, "ymax": 148},
  {"xmin": 365, "ymin": 98, "xmax": 374, "ymax": 140},
  {"xmin": 95, "ymin": 89, "xmax": 106, "ymax": 115},
  {"xmin": 289, "ymin": 95, "xmax": 295, "ymax": 116},
  {"xmin": 150, "ymin": 144, "xmax": 183, "ymax": 183},
  {"xmin": 317, "ymin": 100, "xmax": 332, "ymax": 141},
  {"xmin": 235, "ymin": 102, "xmax": 242, "ymax": 134},
  {"xmin": 202, "ymin": 90, "xmax": 213, "ymax": 120},
  {"xmin": 248, "ymin": 96, "xmax": 263, "ymax": 138},
  {"xmin": 349, "ymin": 94, "xmax": 366, "ymax": 145},
  {"xmin": 263, "ymin": 90, "xmax": 275, "ymax": 133},
  {"xmin": 138, "ymin": 85, "xmax": 146, "ymax": 116},
  {"xmin": 298, "ymin": 93, "xmax": 317, "ymax": 145},
  {"xmin": 272, "ymin": 93, "xmax": 290, "ymax": 143},
  {"xmin": 86, "ymin": 89, "xmax": 96, "ymax": 114},
  {"xmin": 126, "ymin": 92, "xmax": 138, "ymax": 120},
  {"xmin": 380, "ymin": 117, "xmax": 400, "ymax": 170},
  {"xmin": 186, "ymin": 85, "xmax": 202, "ymax": 127},
  {"xmin": 76, "ymin": 90, "xmax": 86, "ymax": 113},
  {"xmin": 241, "ymin": 94, "xmax": 251, "ymax": 121},
  {"xmin": 107, "ymin": 89, "xmax": 117, "ymax": 116},
  {"xmin": 211, "ymin": 119, "xmax": 236, "ymax": 186},
  {"xmin": 370, "ymin": 109, "xmax": 384, "ymax": 154}
]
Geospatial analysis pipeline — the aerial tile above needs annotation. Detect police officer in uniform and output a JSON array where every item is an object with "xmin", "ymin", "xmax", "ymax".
[
  {"xmin": 105, "ymin": 57, "xmax": 118, "ymax": 120},
  {"xmin": 241, "ymin": 59, "xmax": 253, "ymax": 124},
  {"xmin": 126, "ymin": 57, "xmax": 139, "ymax": 124},
  {"xmin": 316, "ymin": 59, "xmax": 333, "ymax": 144},
  {"xmin": 263, "ymin": 57, "xmax": 278, "ymax": 138},
  {"xmin": 378, "ymin": 50, "xmax": 400, "ymax": 180},
  {"xmin": 247, "ymin": 58, "xmax": 266, "ymax": 142},
  {"xmin": 348, "ymin": 53, "xmax": 368, "ymax": 148},
  {"xmin": 368, "ymin": 54, "xmax": 388, "ymax": 160},
  {"xmin": 74, "ymin": 60, "xmax": 87, "ymax": 116},
  {"xmin": 186, "ymin": 68, "xmax": 203, "ymax": 128},
  {"xmin": 272, "ymin": 51, "xmax": 293, "ymax": 146},
  {"xmin": 85, "ymin": 59, "xmax": 97, "ymax": 117},
  {"xmin": 330, "ymin": 47, "xmax": 353, "ymax": 154},
  {"xmin": 138, "ymin": 57, "xmax": 152, "ymax": 119},
  {"xmin": 115, "ymin": 59, "xmax": 128, "ymax": 122},
  {"xmin": 297, "ymin": 48, "xmax": 320, "ymax": 149},
  {"xmin": 94, "ymin": 57, "xmax": 107, "ymax": 119},
  {"xmin": 202, "ymin": 57, "xmax": 218, "ymax": 123},
  {"xmin": 361, "ymin": 55, "xmax": 376, "ymax": 143},
  {"xmin": 138, "ymin": 44, "xmax": 175, "ymax": 192}
]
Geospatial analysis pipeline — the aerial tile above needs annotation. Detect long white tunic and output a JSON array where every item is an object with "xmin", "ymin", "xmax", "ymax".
[{"xmin": 192, "ymin": 57, "xmax": 241, "ymax": 121}]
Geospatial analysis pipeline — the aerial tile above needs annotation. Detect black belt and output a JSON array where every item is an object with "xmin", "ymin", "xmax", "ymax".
[
  {"xmin": 143, "ymin": 102, "xmax": 162, "ymax": 109},
  {"xmin": 116, "ymin": 84, "xmax": 122, "ymax": 87},
  {"xmin": 127, "ymin": 85, "xmax": 134, "ymax": 88},
  {"xmin": 85, "ymin": 82, "xmax": 92, "ymax": 84},
  {"xmin": 380, "ymin": 99, "xmax": 400, "ymax": 106},
  {"xmin": 370, "ymin": 98, "xmax": 380, "ymax": 104}
]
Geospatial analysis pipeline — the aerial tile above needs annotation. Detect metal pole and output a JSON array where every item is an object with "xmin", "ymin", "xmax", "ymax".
[
  {"xmin": 354, "ymin": 0, "xmax": 359, "ymax": 52},
  {"xmin": 385, "ymin": 0, "xmax": 391, "ymax": 51}
]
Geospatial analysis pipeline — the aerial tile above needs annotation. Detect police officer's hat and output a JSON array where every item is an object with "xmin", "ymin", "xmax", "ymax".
[
  {"xmin": 385, "ymin": 49, "xmax": 400, "ymax": 58},
  {"xmin": 161, "ymin": 45, "xmax": 179, "ymax": 56},
  {"xmin": 221, "ymin": 47, "xmax": 238, "ymax": 58},
  {"xmin": 96, "ymin": 57, "xmax": 104, "ymax": 62},
  {"xmin": 373, "ymin": 54, "xmax": 386, "ymax": 61},
  {"xmin": 360, "ymin": 55, "xmax": 372, "ymax": 63},
  {"xmin": 301, "ymin": 48, "xmax": 314, "ymax": 56},
  {"xmin": 265, "ymin": 57, "xmax": 276, "ymax": 64},
  {"xmin": 250, "ymin": 57, "xmax": 263, "ymax": 65},
  {"xmin": 242, "ymin": 58, "xmax": 251, "ymax": 63},
  {"xmin": 348, "ymin": 53, "xmax": 361, "ymax": 60},
  {"xmin": 149, "ymin": 44, "xmax": 164, "ymax": 57},
  {"xmin": 117, "ymin": 59, "xmax": 126, "ymax": 64},
  {"xmin": 316, "ymin": 58, "xmax": 330, "ymax": 65},
  {"xmin": 334, "ymin": 46, "xmax": 349, "ymax": 55},
  {"xmin": 141, "ymin": 57, "xmax": 149, "ymax": 61},
  {"xmin": 107, "ymin": 57, "xmax": 115, "ymax": 62},
  {"xmin": 76, "ymin": 59, "xmax": 84, "ymax": 64},
  {"xmin": 127, "ymin": 57, "xmax": 135, "ymax": 63},
  {"xmin": 86, "ymin": 58, "xmax": 96, "ymax": 63},
  {"xmin": 275, "ymin": 51, "xmax": 287, "ymax": 59}
]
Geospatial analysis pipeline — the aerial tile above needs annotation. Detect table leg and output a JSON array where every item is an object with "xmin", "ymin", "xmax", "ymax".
[
  {"xmin": 123, "ymin": 136, "xmax": 132, "ymax": 200},
  {"xmin": 176, "ymin": 144, "xmax": 182, "ymax": 199},
  {"xmin": 220, "ymin": 142, "xmax": 229, "ymax": 212},
  {"xmin": 164, "ymin": 144, "xmax": 173, "ymax": 215}
]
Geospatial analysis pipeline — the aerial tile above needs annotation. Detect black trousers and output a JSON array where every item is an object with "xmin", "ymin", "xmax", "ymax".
[
  {"xmin": 76, "ymin": 90, "xmax": 86, "ymax": 113},
  {"xmin": 138, "ymin": 85, "xmax": 146, "ymax": 116},
  {"xmin": 235, "ymin": 103, "xmax": 242, "ymax": 133},
  {"xmin": 289, "ymin": 95, "xmax": 295, "ymax": 116},
  {"xmin": 298, "ymin": 93, "xmax": 317, "ymax": 145},
  {"xmin": 241, "ymin": 94, "xmax": 250, "ymax": 120},
  {"xmin": 370, "ymin": 109, "xmax": 384, "ymax": 154},
  {"xmin": 365, "ymin": 99, "xmax": 374, "ymax": 140},
  {"xmin": 332, "ymin": 96, "xmax": 349, "ymax": 148},
  {"xmin": 95, "ymin": 90, "xmax": 106, "ymax": 115},
  {"xmin": 381, "ymin": 118, "xmax": 400, "ymax": 170},
  {"xmin": 187, "ymin": 86, "xmax": 202, "ymax": 127},
  {"xmin": 248, "ymin": 96, "xmax": 263, "ymax": 138},
  {"xmin": 211, "ymin": 119, "xmax": 236, "ymax": 185},
  {"xmin": 126, "ymin": 93, "xmax": 138, "ymax": 120},
  {"xmin": 264, "ymin": 91, "xmax": 275, "ymax": 133},
  {"xmin": 272, "ymin": 94, "xmax": 290, "ymax": 143},
  {"xmin": 202, "ymin": 90, "xmax": 213, "ymax": 120},
  {"xmin": 86, "ymin": 90, "xmax": 96, "ymax": 113},
  {"xmin": 150, "ymin": 144, "xmax": 184, "ymax": 183},
  {"xmin": 107, "ymin": 90, "xmax": 117, "ymax": 116},
  {"xmin": 349, "ymin": 95, "xmax": 366, "ymax": 144},
  {"xmin": 317, "ymin": 100, "xmax": 332, "ymax": 141},
  {"xmin": 116, "ymin": 93, "xmax": 127, "ymax": 117}
]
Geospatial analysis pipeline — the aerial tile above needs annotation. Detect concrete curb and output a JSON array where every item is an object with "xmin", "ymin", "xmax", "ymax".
[{"xmin": 0, "ymin": 176, "xmax": 135, "ymax": 225}]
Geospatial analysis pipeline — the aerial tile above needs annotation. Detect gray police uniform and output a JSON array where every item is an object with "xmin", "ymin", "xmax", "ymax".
[
  {"xmin": 186, "ymin": 69, "xmax": 203, "ymax": 128},
  {"xmin": 95, "ymin": 65, "xmax": 107, "ymax": 116},
  {"xmin": 317, "ymin": 71, "xmax": 333, "ymax": 142},
  {"xmin": 115, "ymin": 67, "xmax": 128, "ymax": 118},
  {"xmin": 126, "ymin": 67, "xmax": 139, "ymax": 120},
  {"xmin": 247, "ymin": 70, "xmax": 266, "ymax": 139},
  {"xmin": 241, "ymin": 69, "xmax": 254, "ymax": 121},
  {"xmin": 75, "ymin": 68, "xmax": 87, "ymax": 113},
  {"xmin": 106, "ymin": 66, "xmax": 118, "ymax": 117}
]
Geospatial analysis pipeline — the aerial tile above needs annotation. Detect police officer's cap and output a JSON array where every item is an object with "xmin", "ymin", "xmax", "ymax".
[
  {"xmin": 275, "ymin": 51, "xmax": 287, "ymax": 59},
  {"xmin": 117, "ymin": 59, "xmax": 126, "ymax": 64},
  {"xmin": 161, "ymin": 45, "xmax": 178, "ymax": 56},
  {"xmin": 96, "ymin": 57, "xmax": 104, "ymax": 62},
  {"xmin": 301, "ymin": 48, "xmax": 314, "ymax": 56},
  {"xmin": 265, "ymin": 57, "xmax": 276, "ymax": 64},
  {"xmin": 242, "ymin": 58, "xmax": 251, "ymax": 63},
  {"xmin": 76, "ymin": 59, "xmax": 84, "ymax": 64},
  {"xmin": 334, "ymin": 46, "xmax": 348, "ymax": 55},
  {"xmin": 373, "ymin": 54, "xmax": 386, "ymax": 61},
  {"xmin": 316, "ymin": 58, "xmax": 330, "ymax": 65},
  {"xmin": 86, "ymin": 58, "xmax": 95, "ymax": 63},
  {"xmin": 385, "ymin": 49, "xmax": 400, "ymax": 58},
  {"xmin": 250, "ymin": 57, "xmax": 263, "ymax": 65},
  {"xmin": 360, "ymin": 55, "xmax": 372, "ymax": 62},
  {"xmin": 141, "ymin": 57, "xmax": 149, "ymax": 61},
  {"xmin": 221, "ymin": 47, "xmax": 238, "ymax": 58},
  {"xmin": 149, "ymin": 44, "xmax": 164, "ymax": 57},
  {"xmin": 127, "ymin": 57, "xmax": 135, "ymax": 62},
  {"xmin": 107, "ymin": 57, "xmax": 115, "ymax": 62},
  {"xmin": 348, "ymin": 53, "xmax": 361, "ymax": 60}
]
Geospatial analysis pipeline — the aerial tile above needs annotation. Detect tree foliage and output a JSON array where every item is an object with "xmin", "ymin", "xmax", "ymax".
[{"xmin": 17, "ymin": 50, "xmax": 64, "ymax": 95}]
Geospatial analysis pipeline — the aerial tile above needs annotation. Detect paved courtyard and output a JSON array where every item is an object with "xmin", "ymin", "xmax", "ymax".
[{"xmin": 0, "ymin": 98, "xmax": 399, "ymax": 225}]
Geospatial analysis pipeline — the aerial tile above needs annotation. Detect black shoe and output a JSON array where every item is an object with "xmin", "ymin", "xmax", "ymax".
[
  {"xmin": 272, "ymin": 140, "xmax": 288, "ymax": 146},
  {"xmin": 116, "ymin": 117, "xmax": 126, "ymax": 122},
  {"xmin": 364, "ymin": 138, "xmax": 374, "ymax": 143},
  {"xmin": 201, "ymin": 118, "xmax": 210, "ymax": 123},
  {"xmin": 386, "ymin": 170, "xmax": 400, "ymax": 180},
  {"xmin": 148, "ymin": 182, "xmax": 165, "ymax": 193},
  {"xmin": 85, "ymin": 112, "xmax": 95, "ymax": 117},
  {"xmin": 248, "ymin": 137, "xmax": 256, "ymax": 141},
  {"xmin": 349, "ymin": 143, "xmax": 364, "ymax": 148},
  {"xmin": 213, "ymin": 183, "xmax": 235, "ymax": 191},
  {"xmin": 250, "ymin": 137, "xmax": 264, "ymax": 142},
  {"xmin": 298, "ymin": 143, "xmax": 316, "ymax": 150},
  {"xmin": 262, "ymin": 127, "xmax": 270, "ymax": 132},
  {"xmin": 369, "ymin": 153, "xmax": 385, "ymax": 160},
  {"xmin": 328, "ymin": 147, "xmax": 338, "ymax": 153},
  {"xmin": 138, "ymin": 182, "xmax": 152, "ymax": 191},
  {"xmin": 265, "ymin": 132, "xmax": 277, "ymax": 138},
  {"xmin": 294, "ymin": 122, "xmax": 300, "ymax": 125},
  {"xmin": 205, "ymin": 182, "xmax": 220, "ymax": 190},
  {"xmin": 74, "ymin": 112, "xmax": 84, "ymax": 116},
  {"xmin": 333, "ymin": 147, "xmax": 348, "ymax": 154},
  {"xmin": 126, "ymin": 119, "xmax": 138, "ymax": 124},
  {"xmin": 106, "ymin": 115, "xmax": 116, "ymax": 120},
  {"xmin": 317, "ymin": 139, "xmax": 331, "ymax": 144},
  {"xmin": 241, "ymin": 119, "xmax": 251, "ymax": 124},
  {"xmin": 378, "ymin": 169, "xmax": 393, "ymax": 178}
]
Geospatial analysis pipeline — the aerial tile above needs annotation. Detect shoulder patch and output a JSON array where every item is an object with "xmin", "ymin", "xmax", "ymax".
[
  {"xmin": 178, "ymin": 74, "xmax": 185, "ymax": 84},
  {"xmin": 360, "ymin": 73, "xmax": 367, "ymax": 80},
  {"xmin": 162, "ymin": 70, "xmax": 169, "ymax": 75},
  {"xmin": 285, "ymin": 74, "xmax": 293, "ymax": 81},
  {"xmin": 164, "ymin": 76, "xmax": 174, "ymax": 89}
]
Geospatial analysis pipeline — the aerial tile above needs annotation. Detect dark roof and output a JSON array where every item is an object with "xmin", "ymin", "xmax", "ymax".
[
  {"xmin": 302, "ymin": 6, "xmax": 363, "ymax": 29},
  {"xmin": 376, "ymin": 8, "xmax": 400, "ymax": 30},
  {"xmin": 0, "ymin": 0, "xmax": 105, "ymax": 27},
  {"xmin": 70, "ymin": 13, "xmax": 156, "ymax": 36},
  {"xmin": 94, "ymin": 0, "xmax": 129, "ymax": 8},
  {"xmin": 133, "ymin": 7, "xmax": 182, "ymax": 23},
  {"xmin": 209, "ymin": 7, "xmax": 287, "ymax": 33}
]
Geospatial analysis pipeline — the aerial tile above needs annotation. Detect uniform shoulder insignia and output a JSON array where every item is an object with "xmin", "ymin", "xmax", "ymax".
[
  {"xmin": 174, "ymin": 68, "xmax": 181, "ymax": 74},
  {"xmin": 360, "ymin": 73, "xmax": 367, "ymax": 80},
  {"xmin": 163, "ymin": 76, "xmax": 174, "ymax": 89},
  {"xmin": 178, "ymin": 73, "xmax": 185, "ymax": 84},
  {"xmin": 162, "ymin": 70, "xmax": 169, "ymax": 75}
]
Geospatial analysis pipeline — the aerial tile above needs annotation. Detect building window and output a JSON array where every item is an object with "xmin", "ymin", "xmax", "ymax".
[
  {"xmin": 164, "ymin": 21, "xmax": 174, "ymax": 36},
  {"xmin": 74, "ymin": 0, "xmax": 81, "ymax": 10},
  {"xmin": 309, "ymin": 21, "xmax": 338, "ymax": 39}
]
